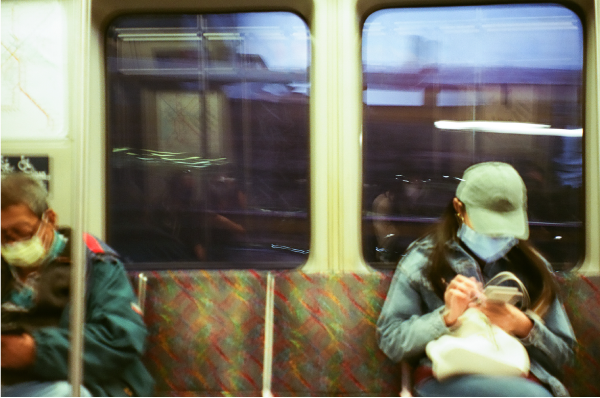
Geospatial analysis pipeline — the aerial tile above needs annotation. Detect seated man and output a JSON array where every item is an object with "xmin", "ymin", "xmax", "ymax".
[{"xmin": 1, "ymin": 173, "xmax": 154, "ymax": 397}]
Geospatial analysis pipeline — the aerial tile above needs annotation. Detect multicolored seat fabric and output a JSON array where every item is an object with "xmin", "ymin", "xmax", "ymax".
[
  {"xmin": 270, "ymin": 271, "xmax": 402, "ymax": 396},
  {"xmin": 557, "ymin": 274, "xmax": 600, "ymax": 397},
  {"xmin": 129, "ymin": 269, "xmax": 599, "ymax": 397},
  {"xmin": 137, "ymin": 270, "xmax": 268, "ymax": 396}
]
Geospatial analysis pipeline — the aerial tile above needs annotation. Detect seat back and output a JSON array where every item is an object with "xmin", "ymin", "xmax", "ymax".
[
  {"xmin": 558, "ymin": 274, "xmax": 600, "ymax": 397},
  {"xmin": 128, "ymin": 269, "xmax": 600, "ymax": 397},
  {"xmin": 139, "ymin": 270, "xmax": 267, "ymax": 396},
  {"xmin": 270, "ymin": 271, "xmax": 402, "ymax": 396}
]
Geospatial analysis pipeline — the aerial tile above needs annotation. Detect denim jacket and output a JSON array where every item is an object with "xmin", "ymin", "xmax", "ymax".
[{"xmin": 377, "ymin": 235, "xmax": 576, "ymax": 397}]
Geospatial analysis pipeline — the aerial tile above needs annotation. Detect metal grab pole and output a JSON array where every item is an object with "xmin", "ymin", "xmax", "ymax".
[
  {"xmin": 69, "ymin": 0, "xmax": 92, "ymax": 395},
  {"xmin": 261, "ymin": 272, "xmax": 275, "ymax": 397}
]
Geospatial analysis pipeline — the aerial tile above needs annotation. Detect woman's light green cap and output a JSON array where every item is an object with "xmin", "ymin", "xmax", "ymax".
[{"xmin": 456, "ymin": 162, "xmax": 529, "ymax": 240}]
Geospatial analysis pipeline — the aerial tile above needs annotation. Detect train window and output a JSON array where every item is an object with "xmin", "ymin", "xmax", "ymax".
[
  {"xmin": 362, "ymin": 4, "xmax": 584, "ymax": 271},
  {"xmin": 1, "ymin": 0, "xmax": 68, "ymax": 140},
  {"xmin": 106, "ymin": 13, "xmax": 310, "ymax": 268}
]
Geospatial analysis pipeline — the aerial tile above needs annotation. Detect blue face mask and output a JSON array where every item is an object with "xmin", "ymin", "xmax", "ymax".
[{"xmin": 457, "ymin": 224, "xmax": 518, "ymax": 263}]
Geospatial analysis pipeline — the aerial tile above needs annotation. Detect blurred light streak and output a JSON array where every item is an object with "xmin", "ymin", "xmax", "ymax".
[{"xmin": 434, "ymin": 121, "xmax": 582, "ymax": 137}]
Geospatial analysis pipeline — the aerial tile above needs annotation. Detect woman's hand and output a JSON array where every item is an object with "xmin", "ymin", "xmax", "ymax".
[
  {"xmin": 479, "ymin": 301, "xmax": 533, "ymax": 338},
  {"xmin": 443, "ymin": 275, "xmax": 483, "ymax": 327}
]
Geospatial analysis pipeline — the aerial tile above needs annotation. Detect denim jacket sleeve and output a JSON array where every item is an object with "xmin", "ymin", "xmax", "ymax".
[
  {"xmin": 520, "ymin": 296, "xmax": 576, "ymax": 375},
  {"xmin": 377, "ymin": 246, "xmax": 451, "ymax": 362}
]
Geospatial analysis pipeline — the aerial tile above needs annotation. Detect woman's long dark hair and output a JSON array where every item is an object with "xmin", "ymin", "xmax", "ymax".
[{"xmin": 426, "ymin": 200, "xmax": 558, "ymax": 317}]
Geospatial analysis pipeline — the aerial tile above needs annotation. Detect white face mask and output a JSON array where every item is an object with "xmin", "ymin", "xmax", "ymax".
[
  {"xmin": 1, "ymin": 222, "xmax": 48, "ymax": 268},
  {"xmin": 458, "ymin": 223, "xmax": 518, "ymax": 263}
]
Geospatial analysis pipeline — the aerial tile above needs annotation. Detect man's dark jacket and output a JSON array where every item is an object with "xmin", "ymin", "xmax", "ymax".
[{"xmin": 1, "ymin": 228, "xmax": 154, "ymax": 396}]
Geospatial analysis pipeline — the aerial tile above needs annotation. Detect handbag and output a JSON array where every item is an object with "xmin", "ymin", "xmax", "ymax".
[{"xmin": 425, "ymin": 272, "xmax": 531, "ymax": 381}]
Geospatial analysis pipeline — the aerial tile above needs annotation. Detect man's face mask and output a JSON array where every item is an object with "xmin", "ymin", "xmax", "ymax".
[
  {"xmin": 458, "ymin": 223, "xmax": 518, "ymax": 263},
  {"xmin": 1, "ymin": 219, "xmax": 48, "ymax": 268}
]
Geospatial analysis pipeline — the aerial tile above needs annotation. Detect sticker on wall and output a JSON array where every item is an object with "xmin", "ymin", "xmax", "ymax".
[{"xmin": 1, "ymin": 155, "xmax": 50, "ymax": 189}]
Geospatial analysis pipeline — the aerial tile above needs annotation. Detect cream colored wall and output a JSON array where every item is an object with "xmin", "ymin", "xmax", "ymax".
[
  {"xmin": 86, "ymin": 20, "xmax": 106, "ymax": 239},
  {"xmin": 302, "ymin": 0, "xmax": 369, "ymax": 272},
  {"xmin": 2, "ymin": 0, "xmax": 74, "ymax": 228}
]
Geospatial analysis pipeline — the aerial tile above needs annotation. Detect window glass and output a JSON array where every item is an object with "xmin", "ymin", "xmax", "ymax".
[
  {"xmin": 106, "ymin": 13, "xmax": 310, "ymax": 268},
  {"xmin": 362, "ymin": 4, "xmax": 583, "ymax": 271}
]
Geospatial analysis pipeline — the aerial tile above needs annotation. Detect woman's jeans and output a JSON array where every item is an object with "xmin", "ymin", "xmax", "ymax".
[{"xmin": 416, "ymin": 375, "xmax": 553, "ymax": 397}]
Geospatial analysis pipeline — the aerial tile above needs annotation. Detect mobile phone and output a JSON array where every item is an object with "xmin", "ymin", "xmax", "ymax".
[{"xmin": 484, "ymin": 285, "xmax": 523, "ymax": 305}]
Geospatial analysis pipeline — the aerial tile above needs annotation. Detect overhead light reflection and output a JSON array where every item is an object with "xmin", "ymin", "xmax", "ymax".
[{"xmin": 434, "ymin": 121, "xmax": 582, "ymax": 137}]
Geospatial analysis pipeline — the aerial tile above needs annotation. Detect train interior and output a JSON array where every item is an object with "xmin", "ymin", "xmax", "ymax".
[{"xmin": 1, "ymin": 0, "xmax": 599, "ymax": 395}]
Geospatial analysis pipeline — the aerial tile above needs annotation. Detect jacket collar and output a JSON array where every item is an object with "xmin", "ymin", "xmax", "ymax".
[{"xmin": 444, "ymin": 238, "xmax": 485, "ymax": 281}]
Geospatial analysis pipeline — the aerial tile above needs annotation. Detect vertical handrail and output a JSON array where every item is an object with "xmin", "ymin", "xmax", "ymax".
[
  {"xmin": 262, "ymin": 272, "xmax": 275, "ymax": 397},
  {"xmin": 69, "ymin": 0, "xmax": 92, "ymax": 395},
  {"xmin": 137, "ymin": 273, "xmax": 148, "ymax": 315},
  {"xmin": 400, "ymin": 361, "xmax": 413, "ymax": 397}
]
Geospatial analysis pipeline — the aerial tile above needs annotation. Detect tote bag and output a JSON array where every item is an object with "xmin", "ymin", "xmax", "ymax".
[{"xmin": 425, "ymin": 272, "xmax": 531, "ymax": 381}]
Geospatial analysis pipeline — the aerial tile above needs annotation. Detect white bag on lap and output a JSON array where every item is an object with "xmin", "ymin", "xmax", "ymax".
[
  {"xmin": 426, "ymin": 307, "xmax": 530, "ymax": 381},
  {"xmin": 426, "ymin": 272, "xmax": 532, "ymax": 381}
]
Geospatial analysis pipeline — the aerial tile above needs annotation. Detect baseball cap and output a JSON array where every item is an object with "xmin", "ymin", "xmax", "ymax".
[{"xmin": 456, "ymin": 162, "xmax": 529, "ymax": 240}]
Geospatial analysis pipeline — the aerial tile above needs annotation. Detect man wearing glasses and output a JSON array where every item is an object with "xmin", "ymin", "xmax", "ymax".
[{"xmin": 1, "ymin": 173, "xmax": 153, "ymax": 397}]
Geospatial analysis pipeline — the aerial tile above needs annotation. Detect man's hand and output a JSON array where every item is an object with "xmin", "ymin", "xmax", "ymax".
[{"xmin": 1, "ymin": 333, "xmax": 36, "ymax": 369}]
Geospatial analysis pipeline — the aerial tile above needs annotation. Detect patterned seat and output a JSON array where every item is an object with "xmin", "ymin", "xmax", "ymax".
[
  {"xmin": 558, "ymin": 273, "xmax": 600, "ymax": 397},
  {"xmin": 131, "ymin": 270, "xmax": 600, "ymax": 397},
  {"xmin": 270, "ymin": 271, "xmax": 402, "ymax": 396},
  {"xmin": 269, "ymin": 271, "xmax": 600, "ymax": 397},
  {"xmin": 139, "ymin": 270, "xmax": 267, "ymax": 396}
]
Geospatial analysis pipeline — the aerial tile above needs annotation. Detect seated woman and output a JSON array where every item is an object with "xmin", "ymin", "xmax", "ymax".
[{"xmin": 377, "ymin": 162, "xmax": 576, "ymax": 397}]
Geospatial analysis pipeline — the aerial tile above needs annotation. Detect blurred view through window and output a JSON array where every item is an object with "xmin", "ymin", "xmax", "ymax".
[
  {"xmin": 362, "ymin": 4, "xmax": 584, "ymax": 271},
  {"xmin": 106, "ymin": 13, "xmax": 310, "ymax": 268}
]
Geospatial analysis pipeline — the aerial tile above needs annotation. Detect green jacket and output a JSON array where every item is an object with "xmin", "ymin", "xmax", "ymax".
[{"xmin": 1, "ymin": 229, "xmax": 154, "ymax": 396}]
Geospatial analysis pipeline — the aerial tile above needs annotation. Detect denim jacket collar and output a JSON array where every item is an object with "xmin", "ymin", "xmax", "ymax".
[{"xmin": 443, "ymin": 238, "xmax": 513, "ymax": 284}]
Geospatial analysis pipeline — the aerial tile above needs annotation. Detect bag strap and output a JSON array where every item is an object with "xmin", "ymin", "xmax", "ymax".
[{"xmin": 485, "ymin": 271, "xmax": 530, "ymax": 310}]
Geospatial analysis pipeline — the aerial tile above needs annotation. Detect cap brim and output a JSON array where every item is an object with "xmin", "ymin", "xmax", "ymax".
[{"xmin": 467, "ymin": 206, "xmax": 529, "ymax": 240}]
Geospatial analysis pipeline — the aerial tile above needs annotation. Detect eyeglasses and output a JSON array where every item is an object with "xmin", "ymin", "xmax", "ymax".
[{"xmin": 1, "ymin": 220, "xmax": 43, "ymax": 245}]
